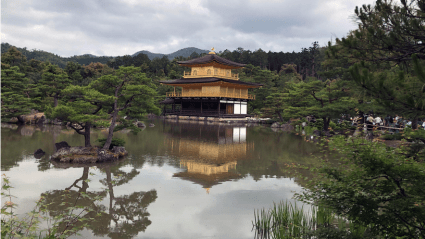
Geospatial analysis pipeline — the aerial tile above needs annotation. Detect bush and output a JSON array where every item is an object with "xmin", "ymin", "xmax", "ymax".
[
  {"xmin": 329, "ymin": 121, "xmax": 337, "ymax": 130},
  {"xmin": 381, "ymin": 133, "xmax": 403, "ymax": 140},
  {"xmin": 313, "ymin": 119, "xmax": 324, "ymax": 130},
  {"xmin": 97, "ymin": 138, "xmax": 126, "ymax": 150},
  {"xmin": 299, "ymin": 136, "xmax": 425, "ymax": 238}
]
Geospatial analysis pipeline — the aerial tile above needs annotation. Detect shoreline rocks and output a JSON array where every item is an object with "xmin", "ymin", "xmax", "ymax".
[
  {"xmin": 34, "ymin": 149, "xmax": 46, "ymax": 159},
  {"xmin": 51, "ymin": 146, "xmax": 128, "ymax": 164}
]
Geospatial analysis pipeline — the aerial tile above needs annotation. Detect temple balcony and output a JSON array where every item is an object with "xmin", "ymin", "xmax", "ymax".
[
  {"xmin": 183, "ymin": 71, "xmax": 239, "ymax": 80},
  {"xmin": 166, "ymin": 92, "xmax": 255, "ymax": 100}
]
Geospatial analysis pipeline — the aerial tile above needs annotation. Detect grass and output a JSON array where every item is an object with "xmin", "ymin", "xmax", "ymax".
[{"xmin": 252, "ymin": 200, "xmax": 368, "ymax": 239}]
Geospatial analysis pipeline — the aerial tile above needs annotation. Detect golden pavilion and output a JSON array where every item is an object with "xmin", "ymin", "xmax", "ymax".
[{"xmin": 160, "ymin": 48, "xmax": 263, "ymax": 118}]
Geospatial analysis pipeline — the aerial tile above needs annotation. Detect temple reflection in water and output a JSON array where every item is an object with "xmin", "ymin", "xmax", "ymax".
[{"xmin": 164, "ymin": 121, "xmax": 254, "ymax": 193}]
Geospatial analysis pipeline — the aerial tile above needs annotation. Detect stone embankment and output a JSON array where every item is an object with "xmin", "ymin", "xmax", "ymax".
[
  {"xmin": 9, "ymin": 110, "xmax": 64, "ymax": 125},
  {"xmin": 270, "ymin": 122, "xmax": 295, "ymax": 131}
]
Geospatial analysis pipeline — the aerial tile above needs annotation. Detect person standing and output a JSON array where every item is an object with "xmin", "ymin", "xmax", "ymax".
[
  {"xmin": 389, "ymin": 116, "xmax": 394, "ymax": 132},
  {"xmin": 375, "ymin": 116, "xmax": 382, "ymax": 129}
]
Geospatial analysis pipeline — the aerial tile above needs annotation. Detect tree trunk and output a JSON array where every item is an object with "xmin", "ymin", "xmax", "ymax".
[
  {"xmin": 412, "ymin": 117, "xmax": 418, "ymax": 129},
  {"xmin": 276, "ymin": 111, "xmax": 284, "ymax": 122},
  {"xmin": 54, "ymin": 95, "xmax": 58, "ymax": 107},
  {"xmin": 84, "ymin": 122, "xmax": 91, "ymax": 147},
  {"xmin": 358, "ymin": 110, "xmax": 365, "ymax": 127},
  {"xmin": 103, "ymin": 100, "xmax": 118, "ymax": 150},
  {"xmin": 323, "ymin": 117, "xmax": 330, "ymax": 132},
  {"xmin": 103, "ymin": 110, "xmax": 118, "ymax": 150}
]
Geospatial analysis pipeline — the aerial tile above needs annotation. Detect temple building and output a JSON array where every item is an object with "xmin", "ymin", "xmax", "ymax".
[{"xmin": 160, "ymin": 48, "xmax": 263, "ymax": 119}]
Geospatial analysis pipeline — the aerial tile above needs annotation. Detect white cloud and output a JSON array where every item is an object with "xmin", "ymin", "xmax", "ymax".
[{"xmin": 1, "ymin": 0, "xmax": 376, "ymax": 57}]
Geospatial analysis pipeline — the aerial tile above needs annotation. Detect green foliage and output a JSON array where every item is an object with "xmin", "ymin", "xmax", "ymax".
[
  {"xmin": 312, "ymin": 118, "xmax": 324, "ymax": 130},
  {"xmin": 331, "ymin": 120, "xmax": 355, "ymax": 131},
  {"xmin": 90, "ymin": 66, "xmax": 160, "ymax": 149},
  {"xmin": 1, "ymin": 43, "xmax": 113, "ymax": 68},
  {"xmin": 1, "ymin": 65, "xmax": 34, "ymax": 120},
  {"xmin": 381, "ymin": 132, "xmax": 403, "ymax": 140},
  {"xmin": 36, "ymin": 62, "xmax": 72, "ymax": 109},
  {"xmin": 51, "ymin": 85, "xmax": 113, "ymax": 146},
  {"xmin": 298, "ymin": 136, "xmax": 425, "ymax": 238},
  {"xmin": 97, "ymin": 138, "xmax": 126, "ymax": 150}
]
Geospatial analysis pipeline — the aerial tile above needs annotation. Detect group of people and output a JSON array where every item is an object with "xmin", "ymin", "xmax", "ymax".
[{"xmin": 351, "ymin": 115, "xmax": 425, "ymax": 131}]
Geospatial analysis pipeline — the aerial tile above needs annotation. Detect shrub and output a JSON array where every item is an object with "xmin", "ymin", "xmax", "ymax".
[
  {"xmin": 381, "ymin": 133, "xmax": 403, "ymax": 140},
  {"xmin": 97, "ymin": 138, "xmax": 126, "ymax": 150},
  {"xmin": 313, "ymin": 119, "xmax": 324, "ymax": 130}
]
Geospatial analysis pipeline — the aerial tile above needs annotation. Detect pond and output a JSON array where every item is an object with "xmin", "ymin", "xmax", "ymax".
[{"xmin": 1, "ymin": 120, "xmax": 321, "ymax": 239}]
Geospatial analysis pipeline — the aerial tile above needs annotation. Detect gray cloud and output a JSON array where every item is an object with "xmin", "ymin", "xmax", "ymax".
[{"xmin": 1, "ymin": 0, "xmax": 376, "ymax": 57}]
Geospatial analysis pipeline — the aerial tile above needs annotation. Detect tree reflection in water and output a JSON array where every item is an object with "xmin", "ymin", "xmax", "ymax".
[{"xmin": 40, "ymin": 165, "xmax": 157, "ymax": 239}]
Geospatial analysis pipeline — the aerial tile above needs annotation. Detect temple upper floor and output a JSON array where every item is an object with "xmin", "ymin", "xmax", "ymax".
[{"xmin": 184, "ymin": 66, "xmax": 239, "ymax": 80}]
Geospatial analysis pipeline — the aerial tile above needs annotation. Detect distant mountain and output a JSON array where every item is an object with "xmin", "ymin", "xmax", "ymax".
[
  {"xmin": 1, "ymin": 43, "xmax": 113, "ymax": 68},
  {"xmin": 131, "ymin": 50, "xmax": 164, "ymax": 60},
  {"xmin": 1, "ymin": 43, "xmax": 209, "ymax": 68},
  {"xmin": 132, "ymin": 47, "xmax": 209, "ymax": 60}
]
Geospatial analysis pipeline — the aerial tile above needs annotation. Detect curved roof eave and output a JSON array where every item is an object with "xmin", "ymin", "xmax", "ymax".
[
  {"xmin": 159, "ymin": 77, "xmax": 263, "ymax": 87},
  {"xmin": 177, "ymin": 54, "xmax": 246, "ymax": 68}
]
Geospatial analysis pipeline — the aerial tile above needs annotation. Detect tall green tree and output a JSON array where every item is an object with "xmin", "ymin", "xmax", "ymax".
[
  {"xmin": 299, "ymin": 1, "xmax": 425, "ymax": 238},
  {"xmin": 65, "ymin": 62, "xmax": 84, "ymax": 85},
  {"xmin": 1, "ymin": 65, "xmax": 34, "ymax": 120},
  {"xmin": 333, "ymin": 0, "xmax": 425, "ymax": 127},
  {"xmin": 343, "ymin": 0, "xmax": 425, "ymax": 64},
  {"xmin": 51, "ymin": 85, "xmax": 112, "ymax": 147},
  {"xmin": 90, "ymin": 66, "xmax": 160, "ymax": 149},
  {"xmin": 37, "ymin": 63, "xmax": 71, "ymax": 108},
  {"xmin": 282, "ymin": 80, "xmax": 356, "ymax": 131}
]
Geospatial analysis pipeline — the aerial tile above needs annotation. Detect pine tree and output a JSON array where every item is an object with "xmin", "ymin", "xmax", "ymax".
[
  {"xmin": 51, "ymin": 85, "xmax": 113, "ymax": 147},
  {"xmin": 90, "ymin": 66, "xmax": 160, "ymax": 149},
  {"xmin": 37, "ymin": 63, "xmax": 71, "ymax": 108},
  {"xmin": 1, "ymin": 65, "xmax": 34, "ymax": 120}
]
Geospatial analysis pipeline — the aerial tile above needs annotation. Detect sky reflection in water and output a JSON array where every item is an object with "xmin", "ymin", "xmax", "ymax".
[{"xmin": 1, "ymin": 120, "xmax": 319, "ymax": 238}]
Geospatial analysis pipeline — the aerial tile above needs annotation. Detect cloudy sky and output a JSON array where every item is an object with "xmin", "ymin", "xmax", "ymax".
[{"xmin": 2, "ymin": 0, "xmax": 376, "ymax": 57}]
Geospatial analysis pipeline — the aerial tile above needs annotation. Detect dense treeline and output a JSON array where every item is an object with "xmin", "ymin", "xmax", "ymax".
[
  {"xmin": 1, "ymin": 42, "xmax": 324, "ymax": 79},
  {"xmin": 1, "ymin": 43, "xmax": 113, "ymax": 68},
  {"xmin": 1, "ymin": 41, "xmax": 327, "ymax": 121}
]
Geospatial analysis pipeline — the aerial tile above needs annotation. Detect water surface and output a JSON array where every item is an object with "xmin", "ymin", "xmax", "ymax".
[{"xmin": 1, "ymin": 120, "xmax": 320, "ymax": 238}]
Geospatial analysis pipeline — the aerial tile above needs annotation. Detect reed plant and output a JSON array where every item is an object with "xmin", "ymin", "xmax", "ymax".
[{"xmin": 252, "ymin": 200, "xmax": 368, "ymax": 239}]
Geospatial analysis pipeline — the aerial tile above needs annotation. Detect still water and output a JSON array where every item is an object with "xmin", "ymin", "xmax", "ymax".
[{"xmin": 1, "ymin": 120, "xmax": 320, "ymax": 239}]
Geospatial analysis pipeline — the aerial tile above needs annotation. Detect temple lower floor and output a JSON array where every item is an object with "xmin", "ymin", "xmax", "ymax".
[{"xmin": 161, "ymin": 98, "xmax": 251, "ymax": 118}]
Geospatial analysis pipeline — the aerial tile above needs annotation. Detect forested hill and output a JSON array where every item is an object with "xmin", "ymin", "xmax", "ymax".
[
  {"xmin": 1, "ymin": 43, "xmax": 208, "ymax": 67},
  {"xmin": 1, "ymin": 43, "xmax": 114, "ymax": 68},
  {"xmin": 132, "ymin": 47, "xmax": 209, "ymax": 60},
  {"xmin": 1, "ymin": 42, "xmax": 324, "ymax": 79}
]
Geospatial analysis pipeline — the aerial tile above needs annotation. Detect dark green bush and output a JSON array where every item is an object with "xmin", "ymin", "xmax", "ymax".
[
  {"xmin": 97, "ymin": 138, "xmax": 126, "ymax": 150},
  {"xmin": 381, "ymin": 133, "xmax": 403, "ymax": 140},
  {"xmin": 313, "ymin": 119, "xmax": 324, "ymax": 130}
]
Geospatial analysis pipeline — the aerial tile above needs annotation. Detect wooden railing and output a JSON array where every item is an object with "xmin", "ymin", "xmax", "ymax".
[
  {"xmin": 183, "ymin": 71, "xmax": 239, "ymax": 80},
  {"xmin": 166, "ymin": 92, "xmax": 255, "ymax": 100}
]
